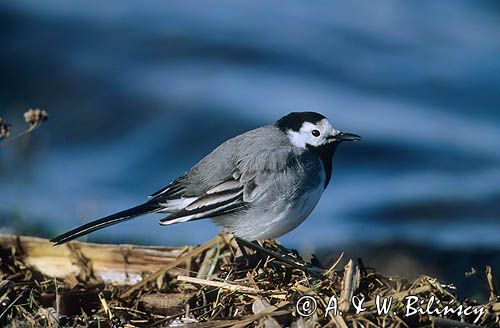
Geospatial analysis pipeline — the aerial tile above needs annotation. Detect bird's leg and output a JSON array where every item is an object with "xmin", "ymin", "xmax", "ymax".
[
  {"xmin": 230, "ymin": 236, "xmax": 260, "ymax": 269},
  {"xmin": 235, "ymin": 238, "xmax": 250, "ymax": 258},
  {"xmin": 233, "ymin": 237, "xmax": 324, "ymax": 277},
  {"xmin": 235, "ymin": 237, "xmax": 251, "ymax": 267}
]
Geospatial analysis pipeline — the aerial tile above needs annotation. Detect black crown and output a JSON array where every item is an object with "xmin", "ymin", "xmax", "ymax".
[{"xmin": 275, "ymin": 111, "xmax": 326, "ymax": 132}]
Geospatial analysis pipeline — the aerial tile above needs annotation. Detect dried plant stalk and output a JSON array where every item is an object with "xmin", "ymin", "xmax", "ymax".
[{"xmin": 0, "ymin": 232, "xmax": 498, "ymax": 327}]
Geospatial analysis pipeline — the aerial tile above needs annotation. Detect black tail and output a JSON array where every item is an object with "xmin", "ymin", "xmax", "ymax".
[{"xmin": 50, "ymin": 202, "xmax": 159, "ymax": 245}]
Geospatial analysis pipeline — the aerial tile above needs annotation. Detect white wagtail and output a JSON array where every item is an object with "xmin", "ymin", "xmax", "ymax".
[{"xmin": 51, "ymin": 112, "xmax": 360, "ymax": 245}]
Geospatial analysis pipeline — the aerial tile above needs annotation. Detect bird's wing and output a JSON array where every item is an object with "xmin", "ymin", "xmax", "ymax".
[
  {"xmin": 157, "ymin": 175, "xmax": 247, "ymax": 225},
  {"xmin": 158, "ymin": 146, "xmax": 300, "ymax": 225},
  {"xmin": 148, "ymin": 175, "xmax": 189, "ymax": 200}
]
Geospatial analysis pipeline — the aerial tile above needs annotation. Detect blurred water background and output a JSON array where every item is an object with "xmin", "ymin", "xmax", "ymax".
[{"xmin": 1, "ymin": 1, "xmax": 499, "ymax": 297}]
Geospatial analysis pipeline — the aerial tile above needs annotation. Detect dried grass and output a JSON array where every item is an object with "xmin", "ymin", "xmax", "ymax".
[{"xmin": 0, "ymin": 233, "xmax": 499, "ymax": 327}]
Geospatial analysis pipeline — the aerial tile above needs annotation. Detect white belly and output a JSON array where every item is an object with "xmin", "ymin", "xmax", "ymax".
[{"xmin": 213, "ymin": 180, "xmax": 325, "ymax": 240}]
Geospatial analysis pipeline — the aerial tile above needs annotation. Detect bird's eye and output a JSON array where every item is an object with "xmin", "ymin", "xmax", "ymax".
[{"xmin": 311, "ymin": 129, "xmax": 321, "ymax": 137}]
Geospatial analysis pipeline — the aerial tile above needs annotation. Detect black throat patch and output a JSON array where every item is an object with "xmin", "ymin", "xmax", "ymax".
[{"xmin": 306, "ymin": 142, "xmax": 338, "ymax": 189}]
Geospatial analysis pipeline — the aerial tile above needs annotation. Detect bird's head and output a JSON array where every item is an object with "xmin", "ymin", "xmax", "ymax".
[{"xmin": 275, "ymin": 111, "xmax": 360, "ymax": 150}]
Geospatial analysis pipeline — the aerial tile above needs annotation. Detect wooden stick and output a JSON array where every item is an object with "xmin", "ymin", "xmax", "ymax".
[
  {"xmin": 98, "ymin": 292, "xmax": 113, "ymax": 320},
  {"xmin": 339, "ymin": 259, "xmax": 360, "ymax": 313},
  {"xmin": 0, "ymin": 233, "xmax": 188, "ymax": 284},
  {"xmin": 430, "ymin": 316, "xmax": 483, "ymax": 328},
  {"xmin": 196, "ymin": 248, "xmax": 216, "ymax": 279},
  {"xmin": 330, "ymin": 314, "xmax": 349, "ymax": 328},
  {"xmin": 121, "ymin": 236, "xmax": 220, "ymax": 298},
  {"xmin": 325, "ymin": 251, "xmax": 344, "ymax": 276},
  {"xmin": 486, "ymin": 266, "xmax": 497, "ymax": 302},
  {"xmin": 0, "ymin": 293, "xmax": 23, "ymax": 320},
  {"xmin": 178, "ymin": 275, "xmax": 261, "ymax": 294},
  {"xmin": 218, "ymin": 309, "xmax": 289, "ymax": 328},
  {"xmin": 364, "ymin": 285, "xmax": 432, "ymax": 308}
]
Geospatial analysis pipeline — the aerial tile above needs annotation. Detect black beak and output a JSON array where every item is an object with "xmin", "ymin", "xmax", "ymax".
[{"xmin": 331, "ymin": 131, "xmax": 361, "ymax": 142}]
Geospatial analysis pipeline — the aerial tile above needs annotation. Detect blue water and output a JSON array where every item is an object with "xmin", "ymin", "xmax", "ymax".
[{"xmin": 1, "ymin": 0, "xmax": 499, "ymax": 250}]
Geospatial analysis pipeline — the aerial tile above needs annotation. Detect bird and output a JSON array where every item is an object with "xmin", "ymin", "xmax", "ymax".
[{"xmin": 51, "ymin": 112, "xmax": 360, "ymax": 245}]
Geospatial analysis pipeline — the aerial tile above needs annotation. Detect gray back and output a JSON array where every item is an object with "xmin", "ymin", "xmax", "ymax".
[{"xmin": 180, "ymin": 125, "xmax": 291, "ymax": 195}]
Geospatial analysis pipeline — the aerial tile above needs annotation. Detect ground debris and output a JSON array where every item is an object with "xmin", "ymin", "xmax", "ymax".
[{"xmin": 0, "ymin": 233, "xmax": 498, "ymax": 327}]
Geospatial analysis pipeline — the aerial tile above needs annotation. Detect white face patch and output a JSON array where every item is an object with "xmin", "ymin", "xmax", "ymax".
[{"xmin": 287, "ymin": 118, "xmax": 339, "ymax": 149}]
